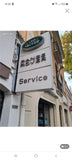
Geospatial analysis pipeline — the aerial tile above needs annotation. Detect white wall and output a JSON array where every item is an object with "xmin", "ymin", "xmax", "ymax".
[
  {"xmin": 8, "ymin": 93, "xmax": 21, "ymax": 126},
  {"xmin": 0, "ymin": 93, "xmax": 11, "ymax": 126},
  {"xmin": 0, "ymin": 93, "xmax": 21, "ymax": 126},
  {"xmin": 0, "ymin": 31, "xmax": 16, "ymax": 68},
  {"xmin": 0, "ymin": 31, "xmax": 21, "ymax": 126},
  {"xmin": 0, "ymin": 31, "xmax": 16, "ymax": 91},
  {"xmin": 0, "ymin": 74, "xmax": 13, "ymax": 91}
]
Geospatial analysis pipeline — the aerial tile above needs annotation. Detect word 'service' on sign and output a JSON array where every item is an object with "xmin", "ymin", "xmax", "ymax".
[{"xmin": 19, "ymin": 75, "xmax": 48, "ymax": 84}]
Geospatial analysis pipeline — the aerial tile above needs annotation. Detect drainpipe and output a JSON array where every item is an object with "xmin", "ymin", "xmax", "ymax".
[{"xmin": 18, "ymin": 92, "xmax": 26, "ymax": 126}]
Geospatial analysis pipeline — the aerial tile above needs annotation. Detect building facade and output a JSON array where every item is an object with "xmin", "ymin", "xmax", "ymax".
[
  {"xmin": 0, "ymin": 31, "xmax": 24, "ymax": 126},
  {"xmin": 0, "ymin": 31, "xmax": 72, "ymax": 126}
]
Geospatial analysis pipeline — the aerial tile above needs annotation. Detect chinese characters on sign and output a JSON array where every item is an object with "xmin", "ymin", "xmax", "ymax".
[
  {"xmin": 20, "ymin": 53, "xmax": 46, "ymax": 67},
  {"xmin": 18, "ymin": 47, "xmax": 51, "ymax": 73}
]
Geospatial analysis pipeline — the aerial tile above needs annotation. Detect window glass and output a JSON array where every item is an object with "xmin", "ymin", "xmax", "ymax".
[{"xmin": 0, "ymin": 90, "xmax": 4, "ymax": 119}]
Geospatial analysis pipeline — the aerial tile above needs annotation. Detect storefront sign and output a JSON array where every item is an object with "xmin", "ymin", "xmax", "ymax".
[
  {"xmin": 16, "ymin": 32, "xmax": 54, "ymax": 92},
  {"xmin": 16, "ymin": 66, "xmax": 53, "ymax": 92},
  {"xmin": 22, "ymin": 36, "xmax": 44, "ymax": 51},
  {"xmin": 18, "ymin": 48, "xmax": 51, "ymax": 73},
  {"xmin": 69, "ymin": 106, "xmax": 72, "ymax": 111}
]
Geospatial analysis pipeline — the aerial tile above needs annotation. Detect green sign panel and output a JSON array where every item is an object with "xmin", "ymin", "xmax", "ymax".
[{"xmin": 22, "ymin": 36, "xmax": 44, "ymax": 51}]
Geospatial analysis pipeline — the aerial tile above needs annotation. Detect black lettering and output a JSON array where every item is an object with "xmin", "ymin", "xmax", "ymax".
[
  {"xmin": 39, "ymin": 76, "xmax": 42, "ymax": 81},
  {"xmin": 36, "ymin": 55, "xmax": 40, "ymax": 63},
  {"xmin": 20, "ymin": 60, "xmax": 25, "ymax": 67},
  {"xmin": 19, "ymin": 79, "xmax": 23, "ymax": 84},
  {"xmin": 24, "ymin": 79, "xmax": 27, "ymax": 84},
  {"xmin": 26, "ymin": 59, "xmax": 30, "ymax": 66},
  {"xmin": 19, "ymin": 75, "xmax": 48, "ymax": 85},
  {"xmin": 32, "ymin": 78, "xmax": 35, "ymax": 82},
  {"xmin": 36, "ymin": 76, "xmax": 39, "ymax": 82},
  {"xmin": 28, "ymin": 78, "xmax": 31, "ymax": 83},
  {"xmin": 43, "ymin": 75, "xmax": 48, "ymax": 80},
  {"xmin": 41, "ymin": 53, "xmax": 46, "ymax": 62},
  {"xmin": 30, "ymin": 57, "xmax": 35, "ymax": 65}
]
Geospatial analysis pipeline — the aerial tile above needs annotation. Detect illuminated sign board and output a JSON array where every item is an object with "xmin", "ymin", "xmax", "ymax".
[{"xmin": 16, "ymin": 32, "xmax": 54, "ymax": 92}]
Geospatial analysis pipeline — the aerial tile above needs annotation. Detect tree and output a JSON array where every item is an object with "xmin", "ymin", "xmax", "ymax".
[{"xmin": 60, "ymin": 31, "xmax": 72, "ymax": 78}]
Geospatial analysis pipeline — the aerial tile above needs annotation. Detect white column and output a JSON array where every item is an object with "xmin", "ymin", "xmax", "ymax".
[
  {"xmin": 67, "ymin": 109, "xmax": 72, "ymax": 126},
  {"xmin": 8, "ymin": 93, "xmax": 21, "ymax": 126},
  {"xmin": 19, "ymin": 93, "xmax": 26, "ymax": 126},
  {"xmin": 61, "ymin": 105, "xmax": 65, "ymax": 126},
  {"xmin": 50, "ymin": 105, "xmax": 54, "ymax": 126},
  {"xmin": 54, "ymin": 100, "xmax": 60, "ymax": 126}
]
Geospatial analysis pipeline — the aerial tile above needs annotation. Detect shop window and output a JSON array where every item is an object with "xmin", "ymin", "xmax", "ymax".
[
  {"xmin": 64, "ymin": 109, "xmax": 68, "ymax": 126},
  {"xmin": 55, "ymin": 63, "xmax": 58, "ymax": 80},
  {"xmin": 0, "ymin": 90, "xmax": 4, "ymax": 119},
  {"xmin": 44, "ymin": 105, "xmax": 50, "ymax": 126},
  {"xmin": 38, "ymin": 99, "xmax": 54, "ymax": 126},
  {"xmin": 59, "ymin": 106, "xmax": 62, "ymax": 126},
  {"xmin": 60, "ymin": 74, "xmax": 63, "ymax": 88}
]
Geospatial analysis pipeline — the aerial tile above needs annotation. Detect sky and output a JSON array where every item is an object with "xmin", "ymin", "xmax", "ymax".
[{"xmin": 59, "ymin": 31, "xmax": 72, "ymax": 91}]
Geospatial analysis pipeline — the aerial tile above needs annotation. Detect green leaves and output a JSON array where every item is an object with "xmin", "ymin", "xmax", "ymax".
[{"xmin": 60, "ymin": 31, "xmax": 72, "ymax": 78}]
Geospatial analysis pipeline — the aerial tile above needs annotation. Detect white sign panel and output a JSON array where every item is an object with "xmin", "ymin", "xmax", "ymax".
[
  {"xmin": 16, "ymin": 32, "xmax": 54, "ymax": 92},
  {"xmin": 18, "ymin": 47, "xmax": 51, "ymax": 73},
  {"xmin": 16, "ymin": 66, "xmax": 53, "ymax": 92},
  {"xmin": 20, "ymin": 32, "xmax": 51, "ymax": 56}
]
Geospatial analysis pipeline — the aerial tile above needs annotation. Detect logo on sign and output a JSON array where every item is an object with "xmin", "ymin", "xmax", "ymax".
[{"xmin": 22, "ymin": 36, "xmax": 44, "ymax": 51}]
